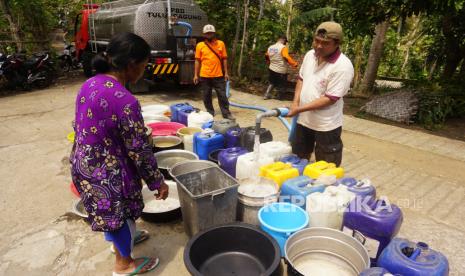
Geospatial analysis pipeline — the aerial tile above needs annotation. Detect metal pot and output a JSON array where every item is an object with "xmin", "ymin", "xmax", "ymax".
[
  {"xmin": 154, "ymin": 150, "xmax": 198, "ymax": 179},
  {"xmin": 153, "ymin": 135, "xmax": 183, "ymax": 152},
  {"xmin": 141, "ymin": 180, "xmax": 181, "ymax": 223},
  {"xmin": 208, "ymin": 148, "xmax": 223, "ymax": 164},
  {"xmin": 237, "ymin": 178, "xmax": 279, "ymax": 225},
  {"xmin": 285, "ymin": 227, "xmax": 370, "ymax": 276},
  {"xmin": 71, "ymin": 199, "xmax": 88, "ymax": 219}
]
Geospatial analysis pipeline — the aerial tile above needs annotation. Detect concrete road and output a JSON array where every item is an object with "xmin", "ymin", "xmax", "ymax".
[{"xmin": 0, "ymin": 78, "xmax": 464, "ymax": 275}]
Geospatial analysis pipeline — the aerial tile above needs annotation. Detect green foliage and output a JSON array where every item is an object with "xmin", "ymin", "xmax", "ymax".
[
  {"xmin": 414, "ymin": 82, "xmax": 465, "ymax": 129},
  {"xmin": 292, "ymin": 7, "xmax": 336, "ymax": 26}
]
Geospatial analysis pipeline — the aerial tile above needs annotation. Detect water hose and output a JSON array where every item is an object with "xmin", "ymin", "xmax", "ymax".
[
  {"xmin": 174, "ymin": 21, "xmax": 192, "ymax": 45},
  {"xmin": 225, "ymin": 81, "xmax": 291, "ymax": 132}
]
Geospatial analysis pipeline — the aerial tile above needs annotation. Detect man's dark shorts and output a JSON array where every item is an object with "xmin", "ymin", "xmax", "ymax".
[
  {"xmin": 291, "ymin": 123, "xmax": 343, "ymax": 166},
  {"xmin": 268, "ymin": 69, "xmax": 288, "ymax": 87}
]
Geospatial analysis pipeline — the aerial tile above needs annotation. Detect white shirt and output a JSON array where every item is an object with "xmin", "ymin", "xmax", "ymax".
[
  {"xmin": 297, "ymin": 49, "xmax": 354, "ymax": 132},
  {"xmin": 268, "ymin": 42, "xmax": 287, "ymax": 74}
]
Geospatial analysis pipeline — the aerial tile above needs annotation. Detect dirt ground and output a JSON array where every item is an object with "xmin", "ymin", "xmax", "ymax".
[{"xmin": 0, "ymin": 76, "xmax": 464, "ymax": 275}]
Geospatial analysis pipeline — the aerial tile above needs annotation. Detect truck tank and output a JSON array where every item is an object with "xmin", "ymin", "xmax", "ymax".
[{"xmin": 90, "ymin": 0, "xmax": 209, "ymax": 50}]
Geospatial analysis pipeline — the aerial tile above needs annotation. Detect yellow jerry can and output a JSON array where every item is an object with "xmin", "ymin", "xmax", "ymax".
[
  {"xmin": 303, "ymin": 161, "xmax": 344, "ymax": 179},
  {"xmin": 260, "ymin": 162, "xmax": 299, "ymax": 187}
]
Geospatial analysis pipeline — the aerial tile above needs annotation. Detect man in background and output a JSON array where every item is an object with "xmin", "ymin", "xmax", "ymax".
[
  {"xmin": 264, "ymin": 35, "xmax": 298, "ymax": 100},
  {"xmin": 193, "ymin": 24, "xmax": 233, "ymax": 119}
]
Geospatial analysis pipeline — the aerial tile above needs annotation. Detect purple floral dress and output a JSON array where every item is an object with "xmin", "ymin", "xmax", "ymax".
[{"xmin": 70, "ymin": 74, "xmax": 163, "ymax": 232}]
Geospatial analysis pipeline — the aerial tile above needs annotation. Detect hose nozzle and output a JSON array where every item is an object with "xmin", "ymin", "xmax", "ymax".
[{"xmin": 255, "ymin": 107, "xmax": 289, "ymax": 124}]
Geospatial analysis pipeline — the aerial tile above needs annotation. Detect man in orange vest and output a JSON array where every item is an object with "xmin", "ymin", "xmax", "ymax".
[
  {"xmin": 193, "ymin": 24, "xmax": 233, "ymax": 119},
  {"xmin": 264, "ymin": 35, "xmax": 298, "ymax": 100}
]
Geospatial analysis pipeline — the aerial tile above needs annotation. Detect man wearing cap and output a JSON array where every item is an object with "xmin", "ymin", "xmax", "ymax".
[
  {"xmin": 194, "ymin": 24, "xmax": 233, "ymax": 119},
  {"xmin": 264, "ymin": 35, "xmax": 299, "ymax": 100},
  {"xmin": 287, "ymin": 21, "xmax": 354, "ymax": 166}
]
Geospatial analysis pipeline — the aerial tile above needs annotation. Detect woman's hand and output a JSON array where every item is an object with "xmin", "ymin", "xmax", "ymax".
[{"xmin": 155, "ymin": 181, "xmax": 169, "ymax": 200}]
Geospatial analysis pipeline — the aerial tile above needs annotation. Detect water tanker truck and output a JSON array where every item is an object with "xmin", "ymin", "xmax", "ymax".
[{"xmin": 74, "ymin": 0, "xmax": 209, "ymax": 86}]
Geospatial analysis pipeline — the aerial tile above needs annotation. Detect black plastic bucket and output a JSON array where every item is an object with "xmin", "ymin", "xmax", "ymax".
[{"xmin": 184, "ymin": 223, "xmax": 282, "ymax": 276}]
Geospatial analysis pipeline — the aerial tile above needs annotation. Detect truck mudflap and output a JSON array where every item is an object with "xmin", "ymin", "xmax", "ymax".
[
  {"xmin": 147, "ymin": 61, "xmax": 195, "ymax": 85},
  {"xmin": 151, "ymin": 63, "xmax": 179, "ymax": 75}
]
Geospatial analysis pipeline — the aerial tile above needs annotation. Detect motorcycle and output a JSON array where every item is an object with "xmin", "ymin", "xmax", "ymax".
[
  {"xmin": 0, "ymin": 52, "xmax": 55, "ymax": 90},
  {"xmin": 58, "ymin": 44, "xmax": 81, "ymax": 72}
]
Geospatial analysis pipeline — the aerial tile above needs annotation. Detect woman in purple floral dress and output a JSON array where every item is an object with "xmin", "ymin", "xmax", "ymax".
[{"xmin": 70, "ymin": 33, "xmax": 168, "ymax": 275}]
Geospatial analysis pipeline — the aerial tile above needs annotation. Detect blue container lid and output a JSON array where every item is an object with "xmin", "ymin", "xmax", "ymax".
[
  {"xmin": 201, "ymin": 120, "xmax": 214, "ymax": 129},
  {"xmin": 171, "ymin": 102, "xmax": 192, "ymax": 109},
  {"xmin": 280, "ymin": 154, "xmax": 300, "ymax": 164},
  {"xmin": 258, "ymin": 202, "xmax": 309, "ymax": 233}
]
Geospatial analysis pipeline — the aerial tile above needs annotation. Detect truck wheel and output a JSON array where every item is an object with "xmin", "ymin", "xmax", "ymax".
[{"xmin": 82, "ymin": 51, "xmax": 94, "ymax": 77}]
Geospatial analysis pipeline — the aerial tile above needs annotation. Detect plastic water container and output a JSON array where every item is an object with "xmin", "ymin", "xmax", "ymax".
[
  {"xmin": 170, "ymin": 103, "xmax": 193, "ymax": 123},
  {"xmin": 201, "ymin": 120, "xmax": 213, "ymax": 129},
  {"xmin": 359, "ymin": 267, "xmax": 393, "ymax": 276},
  {"xmin": 177, "ymin": 127, "xmax": 202, "ymax": 152},
  {"xmin": 258, "ymin": 202, "xmax": 309, "ymax": 256},
  {"xmin": 280, "ymin": 176, "xmax": 325, "ymax": 209},
  {"xmin": 178, "ymin": 108, "xmax": 195, "ymax": 126},
  {"xmin": 259, "ymin": 162, "xmax": 299, "ymax": 188},
  {"xmin": 218, "ymin": 147, "xmax": 248, "ymax": 178},
  {"xmin": 240, "ymin": 126, "xmax": 273, "ymax": 152},
  {"xmin": 236, "ymin": 152, "xmax": 274, "ymax": 180},
  {"xmin": 259, "ymin": 141, "xmax": 292, "ymax": 161},
  {"xmin": 338, "ymin": 177, "xmax": 377, "ymax": 199},
  {"xmin": 303, "ymin": 160, "xmax": 344, "ymax": 179},
  {"xmin": 343, "ymin": 197, "xmax": 403, "ymax": 265},
  {"xmin": 193, "ymin": 129, "xmax": 225, "ymax": 160},
  {"xmin": 225, "ymin": 127, "xmax": 242, "ymax": 148},
  {"xmin": 280, "ymin": 154, "xmax": 309, "ymax": 175},
  {"xmin": 378, "ymin": 238, "xmax": 449, "ymax": 276},
  {"xmin": 188, "ymin": 110, "xmax": 214, "ymax": 129},
  {"xmin": 306, "ymin": 185, "xmax": 355, "ymax": 229},
  {"xmin": 212, "ymin": 118, "xmax": 239, "ymax": 134}
]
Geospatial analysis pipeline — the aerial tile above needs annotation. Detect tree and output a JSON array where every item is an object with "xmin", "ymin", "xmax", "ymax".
[
  {"xmin": 251, "ymin": 0, "xmax": 264, "ymax": 51},
  {"xmin": 230, "ymin": 0, "xmax": 242, "ymax": 73},
  {"xmin": 0, "ymin": 0, "xmax": 23, "ymax": 51},
  {"xmin": 286, "ymin": 0, "xmax": 293, "ymax": 39},
  {"xmin": 237, "ymin": 0, "xmax": 249, "ymax": 77},
  {"xmin": 399, "ymin": 14, "xmax": 423, "ymax": 77},
  {"xmin": 355, "ymin": 20, "xmax": 390, "ymax": 97}
]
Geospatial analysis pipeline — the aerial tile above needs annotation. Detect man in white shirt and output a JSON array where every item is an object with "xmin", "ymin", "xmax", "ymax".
[
  {"xmin": 264, "ymin": 35, "xmax": 298, "ymax": 100},
  {"xmin": 287, "ymin": 21, "xmax": 354, "ymax": 166}
]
